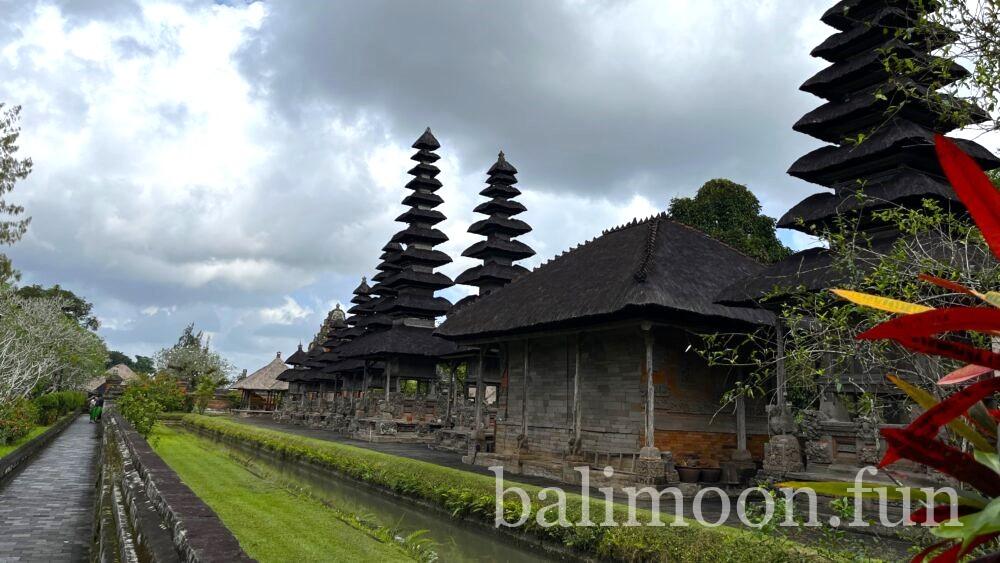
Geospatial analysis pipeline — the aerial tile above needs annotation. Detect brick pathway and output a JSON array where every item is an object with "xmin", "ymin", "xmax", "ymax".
[{"xmin": 0, "ymin": 415, "xmax": 99, "ymax": 562}]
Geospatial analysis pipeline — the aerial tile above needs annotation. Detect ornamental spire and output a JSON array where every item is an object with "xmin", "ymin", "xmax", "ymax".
[
  {"xmin": 456, "ymin": 150, "xmax": 535, "ymax": 295},
  {"xmin": 780, "ymin": 0, "xmax": 1000, "ymax": 233},
  {"xmin": 374, "ymin": 128, "xmax": 453, "ymax": 322}
]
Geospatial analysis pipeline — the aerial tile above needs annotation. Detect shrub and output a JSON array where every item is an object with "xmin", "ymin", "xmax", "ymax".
[
  {"xmin": 118, "ymin": 381, "xmax": 165, "ymax": 438},
  {"xmin": 180, "ymin": 415, "xmax": 832, "ymax": 562},
  {"xmin": 149, "ymin": 372, "xmax": 188, "ymax": 412},
  {"xmin": 32, "ymin": 391, "xmax": 86, "ymax": 425},
  {"xmin": 0, "ymin": 399, "xmax": 38, "ymax": 445}
]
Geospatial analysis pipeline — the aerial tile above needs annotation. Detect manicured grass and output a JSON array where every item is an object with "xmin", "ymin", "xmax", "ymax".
[
  {"xmin": 182, "ymin": 414, "xmax": 844, "ymax": 562},
  {"xmin": 0, "ymin": 425, "xmax": 51, "ymax": 459},
  {"xmin": 150, "ymin": 424, "xmax": 413, "ymax": 563}
]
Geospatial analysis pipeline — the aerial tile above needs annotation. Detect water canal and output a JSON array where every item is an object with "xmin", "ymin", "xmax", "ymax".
[{"xmin": 171, "ymin": 425, "xmax": 554, "ymax": 562}]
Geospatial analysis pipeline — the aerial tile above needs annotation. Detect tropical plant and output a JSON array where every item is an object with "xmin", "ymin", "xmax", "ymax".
[
  {"xmin": 0, "ymin": 398, "xmax": 37, "ymax": 444},
  {"xmin": 783, "ymin": 136, "xmax": 1000, "ymax": 562},
  {"xmin": 117, "ymin": 378, "xmax": 166, "ymax": 438}
]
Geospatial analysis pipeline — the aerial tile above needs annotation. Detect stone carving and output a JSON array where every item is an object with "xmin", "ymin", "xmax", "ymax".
[
  {"xmin": 763, "ymin": 434, "xmax": 803, "ymax": 474},
  {"xmin": 855, "ymin": 413, "xmax": 881, "ymax": 466},
  {"xmin": 766, "ymin": 403, "xmax": 796, "ymax": 435},
  {"xmin": 800, "ymin": 409, "xmax": 834, "ymax": 466},
  {"xmin": 376, "ymin": 421, "xmax": 397, "ymax": 435}
]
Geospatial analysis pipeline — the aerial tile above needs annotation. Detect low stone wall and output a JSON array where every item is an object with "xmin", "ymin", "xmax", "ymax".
[
  {"xmin": 92, "ymin": 412, "xmax": 255, "ymax": 563},
  {"xmin": 0, "ymin": 412, "xmax": 78, "ymax": 486}
]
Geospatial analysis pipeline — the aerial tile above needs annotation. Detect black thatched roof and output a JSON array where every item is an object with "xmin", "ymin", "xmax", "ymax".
[
  {"xmin": 776, "ymin": 168, "xmax": 959, "ymax": 230},
  {"xmin": 437, "ymin": 215, "xmax": 773, "ymax": 339},
  {"xmin": 285, "ymin": 345, "xmax": 309, "ymax": 366},
  {"xmin": 333, "ymin": 324, "xmax": 458, "ymax": 359},
  {"xmin": 715, "ymin": 247, "xmax": 836, "ymax": 307},
  {"xmin": 717, "ymin": 229, "xmax": 975, "ymax": 307}
]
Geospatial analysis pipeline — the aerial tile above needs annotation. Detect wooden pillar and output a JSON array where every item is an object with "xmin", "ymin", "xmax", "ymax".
[
  {"xmin": 572, "ymin": 333, "xmax": 582, "ymax": 451},
  {"xmin": 520, "ymin": 340, "xmax": 530, "ymax": 440},
  {"xmin": 385, "ymin": 360, "xmax": 392, "ymax": 401},
  {"xmin": 736, "ymin": 394, "xmax": 747, "ymax": 452},
  {"xmin": 643, "ymin": 323, "xmax": 655, "ymax": 450},
  {"xmin": 444, "ymin": 361, "xmax": 455, "ymax": 424},
  {"xmin": 474, "ymin": 348, "xmax": 485, "ymax": 434},
  {"xmin": 775, "ymin": 318, "xmax": 787, "ymax": 413}
]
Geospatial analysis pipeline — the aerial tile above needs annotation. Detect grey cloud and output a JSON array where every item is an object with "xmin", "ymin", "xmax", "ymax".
[{"xmin": 236, "ymin": 0, "xmax": 831, "ymax": 214}]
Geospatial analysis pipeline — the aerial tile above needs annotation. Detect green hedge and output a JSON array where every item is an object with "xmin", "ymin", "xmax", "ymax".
[
  {"xmin": 179, "ymin": 415, "xmax": 839, "ymax": 562},
  {"xmin": 33, "ymin": 391, "xmax": 86, "ymax": 425}
]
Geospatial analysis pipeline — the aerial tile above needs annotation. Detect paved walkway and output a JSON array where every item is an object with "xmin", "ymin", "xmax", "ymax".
[{"xmin": 0, "ymin": 415, "xmax": 99, "ymax": 562}]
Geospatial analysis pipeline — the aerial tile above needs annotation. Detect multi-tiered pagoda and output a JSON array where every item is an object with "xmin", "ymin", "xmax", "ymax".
[
  {"xmin": 455, "ymin": 152, "xmax": 535, "ymax": 295},
  {"xmin": 721, "ymin": 0, "xmax": 1000, "ymax": 304},
  {"xmin": 335, "ymin": 129, "xmax": 458, "ymax": 396},
  {"xmin": 342, "ymin": 276, "xmax": 372, "ymax": 339},
  {"xmin": 376, "ymin": 128, "xmax": 454, "ymax": 322}
]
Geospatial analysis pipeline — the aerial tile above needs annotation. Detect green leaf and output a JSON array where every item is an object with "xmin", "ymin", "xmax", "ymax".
[
  {"xmin": 931, "ymin": 497, "xmax": 1000, "ymax": 549},
  {"xmin": 973, "ymin": 450, "xmax": 1000, "ymax": 474}
]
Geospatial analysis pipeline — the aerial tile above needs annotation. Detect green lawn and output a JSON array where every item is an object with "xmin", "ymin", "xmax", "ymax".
[
  {"xmin": 150, "ymin": 424, "xmax": 413, "ymax": 563},
  {"xmin": 0, "ymin": 425, "xmax": 51, "ymax": 459}
]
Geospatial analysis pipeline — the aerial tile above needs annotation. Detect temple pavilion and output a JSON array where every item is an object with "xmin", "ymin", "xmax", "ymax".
[
  {"xmin": 436, "ymin": 216, "xmax": 773, "ymax": 486},
  {"xmin": 233, "ymin": 352, "xmax": 289, "ymax": 411}
]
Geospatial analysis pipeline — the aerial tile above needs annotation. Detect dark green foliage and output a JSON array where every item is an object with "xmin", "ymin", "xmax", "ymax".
[
  {"xmin": 106, "ymin": 350, "xmax": 135, "ymax": 370},
  {"xmin": 117, "ymin": 382, "xmax": 164, "ymax": 438},
  {"xmin": 0, "ymin": 399, "xmax": 37, "ymax": 444},
  {"xmin": 31, "ymin": 391, "xmax": 85, "ymax": 425},
  {"xmin": 134, "ymin": 355, "xmax": 154, "ymax": 374},
  {"xmin": 15, "ymin": 284, "xmax": 100, "ymax": 331},
  {"xmin": 668, "ymin": 179, "xmax": 791, "ymax": 264}
]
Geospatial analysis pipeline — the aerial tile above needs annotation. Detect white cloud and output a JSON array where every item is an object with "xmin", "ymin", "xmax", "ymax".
[{"xmin": 257, "ymin": 297, "xmax": 312, "ymax": 326}]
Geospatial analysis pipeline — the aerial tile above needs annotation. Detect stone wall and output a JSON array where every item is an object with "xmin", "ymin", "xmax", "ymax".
[{"xmin": 92, "ymin": 412, "xmax": 254, "ymax": 563}]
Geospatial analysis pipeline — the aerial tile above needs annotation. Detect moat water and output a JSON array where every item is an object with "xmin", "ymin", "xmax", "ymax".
[{"xmin": 179, "ymin": 426, "xmax": 554, "ymax": 562}]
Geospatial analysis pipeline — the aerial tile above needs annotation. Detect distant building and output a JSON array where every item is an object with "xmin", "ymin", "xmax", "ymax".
[
  {"xmin": 85, "ymin": 363, "xmax": 139, "ymax": 397},
  {"xmin": 232, "ymin": 352, "xmax": 290, "ymax": 411}
]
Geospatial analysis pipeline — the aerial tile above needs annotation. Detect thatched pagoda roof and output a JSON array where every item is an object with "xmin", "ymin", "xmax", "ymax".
[
  {"xmin": 437, "ymin": 215, "xmax": 773, "ymax": 340},
  {"xmin": 333, "ymin": 324, "xmax": 458, "ymax": 359},
  {"xmin": 233, "ymin": 353, "xmax": 289, "ymax": 392}
]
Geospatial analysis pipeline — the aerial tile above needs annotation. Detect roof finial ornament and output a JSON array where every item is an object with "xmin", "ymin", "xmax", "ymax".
[{"xmin": 276, "ymin": 351, "xmax": 281, "ymax": 359}]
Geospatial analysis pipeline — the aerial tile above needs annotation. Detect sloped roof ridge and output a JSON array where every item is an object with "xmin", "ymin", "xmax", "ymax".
[{"xmin": 665, "ymin": 216, "xmax": 764, "ymax": 264}]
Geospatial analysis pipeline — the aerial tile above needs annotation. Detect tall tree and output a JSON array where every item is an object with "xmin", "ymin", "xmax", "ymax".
[
  {"xmin": 134, "ymin": 355, "xmax": 154, "ymax": 375},
  {"xmin": 155, "ymin": 323, "xmax": 231, "ymax": 388},
  {"xmin": 106, "ymin": 350, "xmax": 136, "ymax": 370},
  {"xmin": 668, "ymin": 178, "xmax": 791, "ymax": 264},
  {"xmin": 15, "ymin": 284, "xmax": 99, "ymax": 331},
  {"xmin": 0, "ymin": 104, "xmax": 32, "ymax": 285}
]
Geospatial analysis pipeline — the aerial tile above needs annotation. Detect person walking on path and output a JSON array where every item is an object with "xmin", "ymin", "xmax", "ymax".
[
  {"xmin": 95, "ymin": 395, "xmax": 104, "ymax": 421},
  {"xmin": 88, "ymin": 395, "xmax": 98, "ymax": 423}
]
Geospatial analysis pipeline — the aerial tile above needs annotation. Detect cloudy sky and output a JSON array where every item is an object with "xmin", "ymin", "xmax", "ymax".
[{"xmin": 3, "ymin": 0, "xmax": 996, "ymax": 374}]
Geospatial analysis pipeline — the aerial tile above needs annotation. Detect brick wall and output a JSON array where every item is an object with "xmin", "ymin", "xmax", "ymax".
[{"xmin": 655, "ymin": 431, "xmax": 768, "ymax": 467}]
